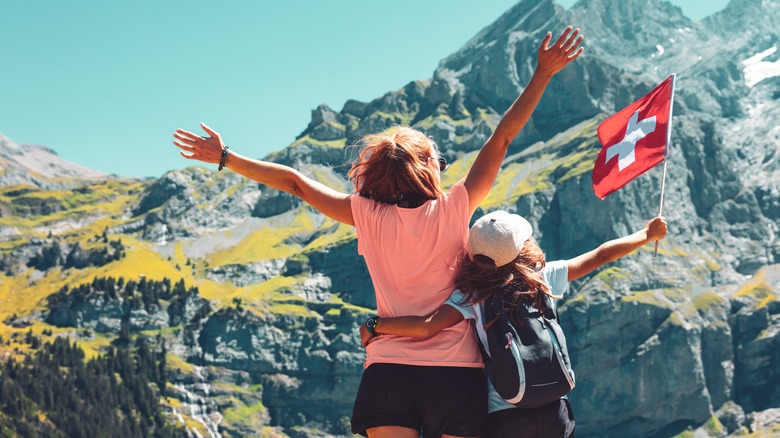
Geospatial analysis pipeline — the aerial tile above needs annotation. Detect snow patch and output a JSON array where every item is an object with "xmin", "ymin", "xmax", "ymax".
[{"xmin": 743, "ymin": 47, "xmax": 780, "ymax": 87}]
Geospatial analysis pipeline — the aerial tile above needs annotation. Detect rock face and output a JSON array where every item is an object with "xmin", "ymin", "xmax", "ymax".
[
  {"xmin": 45, "ymin": 278, "xmax": 211, "ymax": 334},
  {"xmin": 4, "ymin": 0, "xmax": 780, "ymax": 436},
  {"xmin": 229, "ymin": 0, "xmax": 778, "ymax": 434},
  {"xmin": 196, "ymin": 306, "xmax": 365, "ymax": 435}
]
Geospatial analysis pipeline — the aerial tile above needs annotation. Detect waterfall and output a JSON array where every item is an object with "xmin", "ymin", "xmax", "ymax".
[{"xmin": 172, "ymin": 366, "xmax": 222, "ymax": 438}]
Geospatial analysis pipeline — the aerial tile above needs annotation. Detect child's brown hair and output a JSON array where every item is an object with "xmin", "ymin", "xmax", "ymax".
[{"xmin": 456, "ymin": 237, "xmax": 562, "ymax": 316}]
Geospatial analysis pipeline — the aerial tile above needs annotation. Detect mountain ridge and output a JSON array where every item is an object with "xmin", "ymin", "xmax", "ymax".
[
  {"xmin": 1, "ymin": 0, "xmax": 780, "ymax": 436},
  {"xmin": 0, "ymin": 132, "xmax": 109, "ymax": 189}
]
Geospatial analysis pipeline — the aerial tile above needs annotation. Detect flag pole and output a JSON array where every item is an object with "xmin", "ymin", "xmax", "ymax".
[{"xmin": 654, "ymin": 73, "xmax": 676, "ymax": 258}]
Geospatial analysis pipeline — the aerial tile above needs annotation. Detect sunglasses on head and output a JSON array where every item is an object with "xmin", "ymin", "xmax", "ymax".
[
  {"xmin": 437, "ymin": 157, "xmax": 447, "ymax": 172},
  {"xmin": 430, "ymin": 141, "xmax": 447, "ymax": 172}
]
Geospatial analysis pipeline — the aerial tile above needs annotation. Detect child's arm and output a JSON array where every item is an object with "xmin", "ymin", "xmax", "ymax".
[
  {"xmin": 359, "ymin": 305, "xmax": 465, "ymax": 347},
  {"xmin": 566, "ymin": 216, "xmax": 667, "ymax": 282}
]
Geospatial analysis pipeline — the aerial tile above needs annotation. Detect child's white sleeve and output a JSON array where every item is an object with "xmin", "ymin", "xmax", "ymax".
[
  {"xmin": 445, "ymin": 290, "xmax": 477, "ymax": 320},
  {"xmin": 543, "ymin": 260, "xmax": 570, "ymax": 297}
]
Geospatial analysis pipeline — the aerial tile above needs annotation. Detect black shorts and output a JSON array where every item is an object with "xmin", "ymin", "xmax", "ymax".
[
  {"xmin": 484, "ymin": 398, "xmax": 575, "ymax": 438},
  {"xmin": 351, "ymin": 363, "xmax": 487, "ymax": 437}
]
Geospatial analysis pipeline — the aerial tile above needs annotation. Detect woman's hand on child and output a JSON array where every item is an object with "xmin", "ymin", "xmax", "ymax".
[
  {"xmin": 173, "ymin": 123, "xmax": 226, "ymax": 164},
  {"xmin": 644, "ymin": 216, "xmax": 668, "ymax": 242},
  {"xmin": 536, "ymin": 26, "xmax": 584, "ymax": 78},
  {"xmin": 359, "ymin": 324, "xmax": 373, "ymax": 347}
]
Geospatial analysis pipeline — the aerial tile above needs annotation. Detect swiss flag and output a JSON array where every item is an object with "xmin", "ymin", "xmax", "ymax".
[{"xmin": 592, "ymin": 75, "xmax": 675, "ymax": 199}]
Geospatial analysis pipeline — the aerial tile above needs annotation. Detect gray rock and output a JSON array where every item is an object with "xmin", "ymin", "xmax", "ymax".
[
  {"xmin": 7, "ymin": 0, "xmax": 780, "ymax": 435},
  {"xmin": 205, "ymin": 259, "xmax": 286, "ymax": 287},
  {"xmin": 715, "ymin": 401, "xmax": 746, "ymax": 435},
  {"xmin": 253, "ymin": 190, "xmax": 301, "ymax": 218}
]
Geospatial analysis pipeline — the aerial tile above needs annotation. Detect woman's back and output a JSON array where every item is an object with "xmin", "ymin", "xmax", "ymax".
[{"xmin": 351, "ymin": 180, "xmax": 482, "ymax": 368}]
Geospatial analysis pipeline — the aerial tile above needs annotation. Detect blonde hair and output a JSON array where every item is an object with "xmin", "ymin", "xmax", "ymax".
[
  {"xmin": 456, "ymin": 237, "xmax": 562, "ymax": 314},
  {"xmin": 348, "ymin": 126, "xmax": 442, "ymax": 207}
]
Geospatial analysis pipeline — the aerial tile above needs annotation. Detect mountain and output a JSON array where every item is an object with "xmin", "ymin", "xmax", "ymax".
[
  {"xmin": 0, "ymin": 133, "xmax": 107, "ymax": 189},
  {"xmin": 1, "ymin": 0, "xmax": 780, "ymax": 436}
]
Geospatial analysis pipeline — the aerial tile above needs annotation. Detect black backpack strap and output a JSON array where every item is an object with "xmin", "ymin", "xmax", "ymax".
[
  {"xmin": 540, "ymin": 293, "xmax": 558, "ymax": 320},
  {"xmin": 478, "ymin": 294, "xmax": 507, "ymax": 363},
  {"xmin": 476, "ymin": 331, "xmax": 491, "ymax": 363}
]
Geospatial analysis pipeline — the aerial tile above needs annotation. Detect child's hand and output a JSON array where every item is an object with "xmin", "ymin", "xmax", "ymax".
[
  {"xmin": 360, "ymin": 324, "xmax": 373, "ymax": 347},
  {"xmin": 645, "ymin": 216, "xmax": 668, "ymax": 242}
]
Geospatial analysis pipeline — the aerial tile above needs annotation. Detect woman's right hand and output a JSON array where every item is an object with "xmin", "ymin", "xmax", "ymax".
[
  {"xmin": 536, "ymin": 26, "xmax": 584, "ymax": 78},
  {"xmin": 360, "ymin": 324, "xmax": 373, "ymax": 348},
  {"xmin": 644, "ymin": 216, "xmax": 668, "ymax": 242},
  {"xmin": 173, "ymin": 123, "xmax": 226, "ymax": 164}
]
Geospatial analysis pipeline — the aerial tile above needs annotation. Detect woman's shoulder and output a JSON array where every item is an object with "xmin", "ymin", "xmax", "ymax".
[
  {"xmin": 432, "ymin": 179, "xmax": 469, "ymax": 217},
  {"xmin": 443, "ymin": 179, "xmax": 468, "ymax": 199},
  {"xmin": 351, "ymin": 193, "xmax": 392, "ymax": 213}
]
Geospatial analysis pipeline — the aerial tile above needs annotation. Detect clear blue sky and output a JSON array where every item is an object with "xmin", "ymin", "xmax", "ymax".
[{"xmin": 0, "ymin": 0, "xmax": 729, "ymax": 178}]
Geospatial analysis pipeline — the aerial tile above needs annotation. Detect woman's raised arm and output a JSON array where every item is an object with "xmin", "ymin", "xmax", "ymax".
[
  {"xmin": 463, "ymin": 26, "xmax": 584, "ymax": 214},
  {"xmin": 174, "ymin": 123, "xmax": 354, "ymax": 225}
]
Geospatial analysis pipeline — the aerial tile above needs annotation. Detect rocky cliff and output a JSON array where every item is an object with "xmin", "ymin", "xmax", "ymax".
[{"xmin": 1, "ymin": 0, "xmax": 779, "ymax": 436}]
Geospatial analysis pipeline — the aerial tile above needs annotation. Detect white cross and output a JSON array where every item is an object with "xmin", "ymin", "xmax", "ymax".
[{"xmin": 605, "ymin": 110, "xmax": 657, "ymax": 171}]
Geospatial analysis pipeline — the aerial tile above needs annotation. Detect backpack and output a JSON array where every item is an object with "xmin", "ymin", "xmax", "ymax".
[{"xmin": 480, "ymin": 291, "xmax": 575, "ymax": 408}]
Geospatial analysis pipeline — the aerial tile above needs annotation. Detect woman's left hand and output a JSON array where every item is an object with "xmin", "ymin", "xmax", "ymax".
[
  {"xmin": 173, "ymin": 123, "xmax": 226, "ymax": 164},
  {"xmin": 536, "ymin": 26, "xmax": 584, "ymax": 78}
]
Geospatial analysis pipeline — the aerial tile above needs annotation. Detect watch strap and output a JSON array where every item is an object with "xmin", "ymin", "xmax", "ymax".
[{"xmin": 365, "ymin": 316, "xmax": 380, "ymax": 336}]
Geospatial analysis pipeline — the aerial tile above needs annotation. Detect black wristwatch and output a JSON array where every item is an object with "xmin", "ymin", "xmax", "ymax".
[{"xmin": 365, "ymin": 316, "xmax": 380, "ymax": 337}]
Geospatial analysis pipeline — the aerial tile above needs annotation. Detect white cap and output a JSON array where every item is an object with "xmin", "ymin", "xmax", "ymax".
[{"xmin": 467, "ymin": 210, "xmax": 533, "ymax": 267}]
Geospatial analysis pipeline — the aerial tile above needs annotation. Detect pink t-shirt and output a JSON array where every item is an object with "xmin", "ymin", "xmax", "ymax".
[{"xmin": 351, "ymin": 180, "xmax": 483, "ymax": 369}]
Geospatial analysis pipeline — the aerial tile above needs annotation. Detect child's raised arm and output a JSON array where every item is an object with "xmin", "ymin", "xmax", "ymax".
[
  {"xmin": 566, "ymin": 216, "xmax": 668, "ymax": 282},
  {"xmin": 359, "ymin": 305, "xmax": 465, "ymax": 347}
]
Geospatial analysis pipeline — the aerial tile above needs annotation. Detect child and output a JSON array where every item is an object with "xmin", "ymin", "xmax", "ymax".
[{"xmin": 360, "ymin": 210, "xmax": 668, "ymax": 438}]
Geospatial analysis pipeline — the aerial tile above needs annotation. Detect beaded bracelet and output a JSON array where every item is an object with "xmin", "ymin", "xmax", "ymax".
[{"xmin": 218, "ymin": 146, "xmax": 230, "ymax": 171}]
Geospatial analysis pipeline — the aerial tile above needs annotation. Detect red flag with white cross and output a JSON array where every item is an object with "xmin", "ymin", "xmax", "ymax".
[{"xmin": 592, "ymin": 75, "xmax": 675, "ymax": 199}]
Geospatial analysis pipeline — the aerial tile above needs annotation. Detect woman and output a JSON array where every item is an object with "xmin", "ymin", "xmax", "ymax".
[
  {"xmin": 358, "ymin": 211, "xmax": 669, "ymax": 437},
  {"xmin": 173, "ymin": 26, "xmax": 584, "ymax": 438}
]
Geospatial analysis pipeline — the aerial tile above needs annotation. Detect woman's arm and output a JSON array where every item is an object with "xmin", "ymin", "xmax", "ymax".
[
  {"xmin": 174, "ymin": 123, "xmax": 354, "ymax": 225},
  {"xmin": 359, "ymin": 305, "xmax": 465, "ymax": 347},
  {"xmin": 566, "ymin": 216, "xmax": 668, "ymax": 282},
  {"xmin": 464, "ymin": 26, "xmax": 584, "ymax": 214}
]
